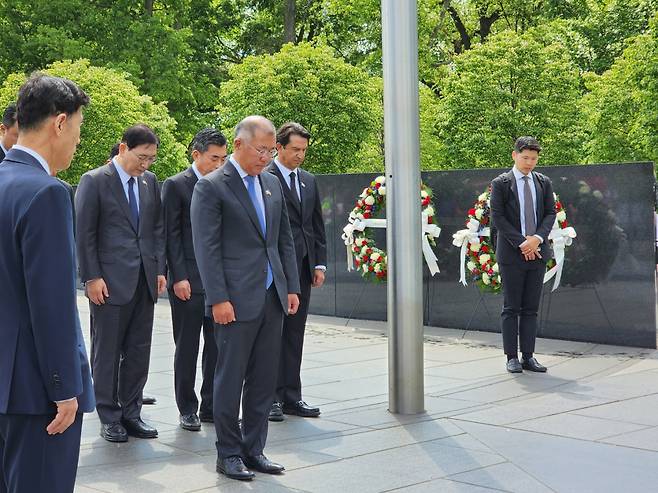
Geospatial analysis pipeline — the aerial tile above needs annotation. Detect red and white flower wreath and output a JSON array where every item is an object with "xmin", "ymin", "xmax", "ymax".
[
  {"xmin": 342, "ymin": 176, "xmax": 441, "ymax": 283},
  {"xmin": 452, "ymin": 187, "xmax": 576, "ymax": 293}
]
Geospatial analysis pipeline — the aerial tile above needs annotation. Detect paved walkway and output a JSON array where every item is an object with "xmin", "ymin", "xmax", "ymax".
[{"xmin": 75, "ymin": 296, "xmax": 658, "ymax": 492}]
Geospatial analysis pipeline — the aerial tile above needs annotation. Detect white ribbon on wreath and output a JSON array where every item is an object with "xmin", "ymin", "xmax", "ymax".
[
  {"xmin": 543, "ymin": 223, "xmax": 577, "ymax": 292},
  {"xmin": 452, "ymin": 218, "xmax": 491, "ymax": 286},
  {"xmin": 342, "ymin": 216, "xmax": 442, "ymax": 276}
]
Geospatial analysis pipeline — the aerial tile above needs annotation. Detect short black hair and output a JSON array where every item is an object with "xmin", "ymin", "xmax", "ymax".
[
  {"xmin": 17, "ymin": 73, "xmax": 89, "ymax": 131},
  {"xmin": 276, "ymin": 122, "xmax": 311, "ymax": 147},
  {"xmin": 2, "ymin": 103, "xmax": 17, "ymax": 128},
  {"xmin": 121, "ymin": 124, "xmax": 159, "ymax": 149},
  {"xmin": 514, "ymin": 136, "xmax": 542, "ymax": 153},
  {"xmin": 191, "ymin": 127, "xmax": 227, "ymax": 153},
  {"xmin": 108, "ymin": 142, "xmax": 120, "ymax": 159}
]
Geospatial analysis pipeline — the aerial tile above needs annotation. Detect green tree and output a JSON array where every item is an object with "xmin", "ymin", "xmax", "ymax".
[
  {"xmin": 434, "ymin": 29, "xmax": 586, "ymax": 169},
  {"xmin": 583, "ymin": 15, "xmax": 658, "ymax": 164},
  {"xmin": 0, "ymin": 0, "xmax": 224, "ymax": 141},
  {"xmin": 215, "ymin": 43, "xmax": 380, "ymax": 174},
  {"xmin": 0, "ymin": 59, "xmax": 188, "ymax": 184}
]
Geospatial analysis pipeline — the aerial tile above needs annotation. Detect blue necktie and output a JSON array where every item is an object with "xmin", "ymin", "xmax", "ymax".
[
  {"xmin": 128, "ymin": 177, "xmax": 139, "ymax": 230},
  {"xmin": 246, "ymin": 175, "xmax": 273, "ymax": 288}
]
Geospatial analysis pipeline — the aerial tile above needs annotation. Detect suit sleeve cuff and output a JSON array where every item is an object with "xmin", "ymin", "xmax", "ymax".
[
  {"xmin": 533, "ymin": 234, "xmax": 544, "ymax": 244},
  {"xmin": 314, "ymin": 265, "xmax": 327, "ymax": 272}
]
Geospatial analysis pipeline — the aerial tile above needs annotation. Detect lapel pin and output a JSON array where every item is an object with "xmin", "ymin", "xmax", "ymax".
[
  {"xmin": 301, "ymin": 182, "xmax": 306, "ymax": 188},
  {"xmin": 142, "ymin": 179, "xmax": 147, "ymax": 185},
  {"xmin": 265, "ymin": 190, "xmax": 272, "ymax": 196}
]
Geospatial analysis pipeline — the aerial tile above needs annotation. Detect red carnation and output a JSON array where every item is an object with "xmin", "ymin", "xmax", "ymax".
[
  {"xmin": 375, "ymin": 182, "xmax": 381, "ymax": 188},
  {"xmin": 367, "ymin": 248, "xmax": 373, "ymax": 254},
  {"xmin": 368, "ymin": 265, "xmax": 374, "ymax": 272},
  {"xmin": 363, "ymin": 212, "xmax": 371, "ymax": 219},
  {"xmin": 563, "ymin": 220, "xmax": 568, "ymax": 227},
  {"xmin": 428, "ymin": 216, "xmax": 433, "ymax": 224},
  {"xmin": 468, "ymin": 208, "xmax": 476, "ymax": 216},
  {"xmin": 481, "ymin": 245, "xmax": 489, "ymax": 253}
]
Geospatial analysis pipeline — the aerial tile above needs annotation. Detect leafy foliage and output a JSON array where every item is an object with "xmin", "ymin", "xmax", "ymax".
[
  {"xmin": 0, "ymin": 60, "xmax": 188, "ymax": 184},
  {"xmin": 434, "ymin": 29, "xmax": 586, "ymax": 169},
  {"xmin": 216, "ymin": 43, "xmax": 380, "ymax": 175}
]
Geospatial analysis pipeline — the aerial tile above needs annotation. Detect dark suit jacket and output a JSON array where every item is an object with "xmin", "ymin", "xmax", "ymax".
[
  {"xmin": 75, "ymin": 161, "xmax": 166, "ymax": 305},
  {"xmin": 190, "ymin": 160, "xmax": 301, "ymax": 321},
  {"xmin": 490, "ymin": 170, "xmax": 556, "ymax": 265},
  {"xmin": 0, "ymin": 148, "xmax": 94, "ymax": 415},
  {"xmin": 162, "ymin": 167, "xmax": 204, "ymax": 293},
  {"xmin": 266, "ymin": 163, "xmax": 327, "ymax": 279},
  {"xmin": 0, "ymin": 146, "xmax": 5, "ymax": 162}
]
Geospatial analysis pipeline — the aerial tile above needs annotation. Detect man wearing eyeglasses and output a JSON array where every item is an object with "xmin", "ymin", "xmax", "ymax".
[
  {"xmin": 76, "ymin": 124, "xmax": 167, "ymax": 443},
  {"xmin": 191, "ymin": 115, "xmax": 300, "ymax": 481},
  {"xmin": 162, "ymin": 128, "xmax": 227, "ymax": 431}
]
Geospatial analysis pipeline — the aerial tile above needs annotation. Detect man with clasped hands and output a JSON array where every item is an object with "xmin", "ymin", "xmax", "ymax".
[{"xmin": 191, "ymin": 115, "xmax": 300, "ymax": 481}]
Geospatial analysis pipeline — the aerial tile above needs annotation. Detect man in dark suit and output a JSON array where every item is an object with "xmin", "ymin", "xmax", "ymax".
[
  {"xmin": 266, "ymin": 122, "xmax": 327, "ymax": 422},
  {"xmin": 191, "ymin": 116, "xmax": 300, "ymax": 481},
  {"xmin": 162, "ymin": 128, "xmax": 227, "ymax": 431},
  {"xmin": 0, "ymin": 74, "xmax": 94, "ymax": 493},
  {"xmin": 490, "ymin": 136, "xmax": 556, "ymax": 373},
  {"xmin": 76, "ymin": 124, "xmax": 166, "ymax": 442},
  {"xmin": 0, "ymin": 102, "xmax": 18, "ymax": 161}
]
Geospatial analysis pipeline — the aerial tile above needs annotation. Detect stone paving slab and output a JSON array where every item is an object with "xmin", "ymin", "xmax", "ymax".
[{"xmin": 74, "ymin": 298, "xmax": 658, "ymax": 492}]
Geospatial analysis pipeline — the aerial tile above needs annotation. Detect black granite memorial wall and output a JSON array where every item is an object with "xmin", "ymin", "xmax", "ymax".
[{"xmin": 309, "ymin": 163, "xmax": 657, "ymax": 348}]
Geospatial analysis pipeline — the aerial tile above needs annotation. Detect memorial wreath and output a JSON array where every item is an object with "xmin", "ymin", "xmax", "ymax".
[
  {"xmin": 452, "ymin": 187, "xmax": 576, "ymax": 293},
  {"xmin": 342, "ymin": 176, "xmax": 441, "ymax": 283}
]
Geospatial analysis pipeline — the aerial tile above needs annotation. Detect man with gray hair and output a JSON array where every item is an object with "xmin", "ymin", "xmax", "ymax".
[
  {"xmin": 162, "ymin": 127, "xmax": 227, "ymax": 431},
  {"xmin": 191, "ymin": 115, "xmax": 300, "ymax": 481}
]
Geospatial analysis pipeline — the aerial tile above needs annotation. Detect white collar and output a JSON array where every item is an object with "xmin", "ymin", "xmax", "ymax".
[
  {"xmin": 11, "ymin": 144, "xmax": 50, "ymax": 175},
  {"xmin": 229, "ymin": 155, "xmax": 250, "ymax": 180},
  {"xmin": 274, "ymin": 159, "xmax": 299, "ymax": 179},
  {"xmin": 191, "ymin": 162, "xmax": 203, "ymax": 180},
  {"xmin": 512, "ymin": 166, "xmax": 532, "ymax": 181}
]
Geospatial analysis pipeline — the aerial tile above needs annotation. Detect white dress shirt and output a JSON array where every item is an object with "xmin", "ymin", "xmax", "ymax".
[
  {"xmin": 191, "ymin": 162, "xmax": 203, "ymax": 180},
  {"xmin": 274, "ymin": 159, "xmax": 301, "ymax": 201}
]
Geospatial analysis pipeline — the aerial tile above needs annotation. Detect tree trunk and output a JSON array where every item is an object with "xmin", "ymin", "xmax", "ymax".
[
  {"xmin": 284, "ymin": 0, "xmax": 296, "ymax": 44},
  {"xmin": 144, "ymin": 0, "xmax": 153, "ymax": 16}
]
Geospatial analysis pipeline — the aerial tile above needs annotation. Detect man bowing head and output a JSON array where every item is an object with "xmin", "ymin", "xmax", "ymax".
[{"xmin": 191, "ymin": 115, "xmax": 300, "ymax": 481}]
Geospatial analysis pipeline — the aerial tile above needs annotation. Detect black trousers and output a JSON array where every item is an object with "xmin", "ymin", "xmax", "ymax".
[
  {"xmin": 499, "ymin": 260, "xmax": 545, "ymax": 355},
  {"xmin": 0, "ymin": 412, "xmax": 83, "ymax": 493},
  {"xmin": 169, "ymin": 290, "xmax": 217, "ymax": 416},
  {"xmin": 213, "ymin": 286, "xmax": 283, "ymax": 459},
  {"xmin": 276, "ymin": 257, "xmax": 312, "ymax": 404},
  {"xmin": 90, "ymin": 268, "xmax": 155, "ymax": 423}
]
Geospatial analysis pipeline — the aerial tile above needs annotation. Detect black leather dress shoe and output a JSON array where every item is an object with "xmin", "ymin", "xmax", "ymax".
[
  {"xmin": 180, "ymin": 413, "xmax": 201, "ymax": 431},
  {"xmin": 199, "ymin": 412, "xmax": 214, "ymax": 423},
  {"xmin": 243, "ymin": 454, "xmax": 285, "ymax": 474},
  {"xmin": 506, "ymin": 358, "xmax": 523, "ymax": 373},
  {"xmin": 269, "ymin": 402, "xmax": 285, "ymax": 422},
  {"xmin": 216, "ymin": 456, "xmax": 255, "ymax": 481},
  {"xmin": 522, "ymin": 357, "xmax": 547, "ymax": 372},
  {"xmin": 100, "ymin": 422, "xmax": 128, "ymax": 442},
  {"xmin": 283, "ymin": 400, "xmax": 320, "ymax": 417},
  {"xmin": 142, "ymin": 396, "xmax": 157, "ymax": 405},
  {"xmin": 122, "ymin": 417, "xmax": 158, "ymax": 438}
]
